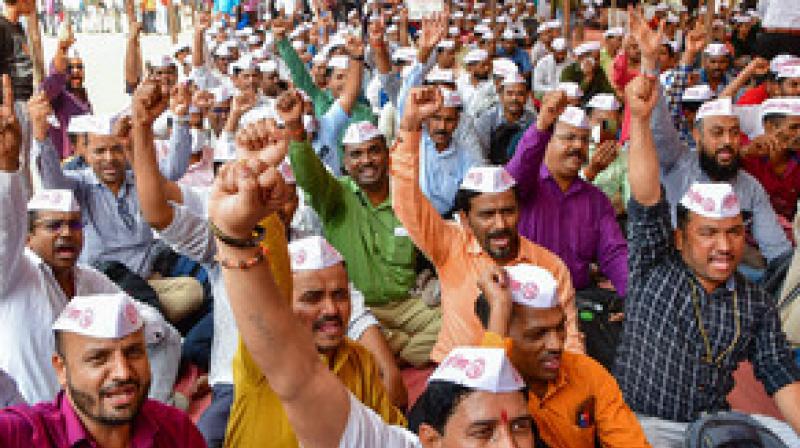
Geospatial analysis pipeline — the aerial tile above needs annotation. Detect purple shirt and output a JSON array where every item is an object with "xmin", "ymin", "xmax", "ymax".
[
  {"xmin": 0, "ymin": 391, "xmax": 206, "ymax": 447},
  {"xmin": 41, "ymin": 65, "xmax": 92, "ymax": 159},
  {"xmin": 506, "ymin": 125, "xmax": 629, "ymax": 295}
]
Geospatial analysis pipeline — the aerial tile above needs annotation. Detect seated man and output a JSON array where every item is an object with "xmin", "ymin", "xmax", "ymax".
[
  {"xmin": 475, "ymin": 264, "xmax": 650, "ymax": 448},
  {"xmin": 0, "ymin": 91, "xmax": 181, "ymax": 406},
  {"xmin": 203, "ymin": 158, "xmax": 539, "ymax": 448},
  {"xmin": 533, "ymin": 37, "xmax": 570, "ymax": 99},
  {"xmin": 559, "ymin": 42, "xmax": 615, "ymax": 103},
  {"xmin": 0, "ymin": 294, "xmax": 205, "ymax": 446},
  {"xmin": 582, "ymin": 93, "xmax": 628, "ymax": 217},
  {"xmin": 224, "ymin": 236, "xmax": 406, "ymax": 447},
  {"xmin": 474, "ymin": 73, "xmax": 536, "ymax": 164},
  {"xmin": 507, "ymin": 92, "xmax": 628, "ymax": 297},
  {"xmin": 616, "ymin": 74, "xmax": 800, "ymax": 447},
  {"xmin": 392, "ymin": 86, "xmax": 582, "ymax": 363}
]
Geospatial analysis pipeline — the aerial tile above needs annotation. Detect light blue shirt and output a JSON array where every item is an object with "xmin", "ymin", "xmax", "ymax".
[
  {"xmin": 313, "ymin": 102, "xmax": 350, "ymax": 177},
  {"xmin": 419, "ymin": 131, "xmax": 484, "ymax": 215},
  {"xmin": 36, "ymin": 123, "xmax": 193, "ymax": 277}
]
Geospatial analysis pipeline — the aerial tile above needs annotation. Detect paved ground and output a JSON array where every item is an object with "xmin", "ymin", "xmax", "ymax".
[{"xmin": 41, "ymin": 32, "xmax": 191, "ymax": 114}]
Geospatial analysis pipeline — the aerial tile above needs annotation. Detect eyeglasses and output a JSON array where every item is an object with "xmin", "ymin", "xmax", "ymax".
[
  {"xmin": 68, "ymin": 64, "xmax": 84, "ymax": 70},
  {"xmin": 555, "ymin": 133, "xmax": 592, "ymax": 145},
  {"xmin": 35, "ymin": 219, "xmax": 84, "ymax": 233}
]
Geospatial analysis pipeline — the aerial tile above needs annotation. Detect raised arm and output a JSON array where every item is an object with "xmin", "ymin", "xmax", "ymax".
[
  {"xmin": 274, "ymin": 19, "xmax": 322, "ymax": 101},
  {"xmin": 130, "ymin": 78, "xmax": 183, "ymax": 230},
  {"xmin": 192, "ymin": 12, "xmax": 211, "ymax": 69},
  {"xmin": 367, "ymin": 18, "xmax": 391, "ymax": 76},
  {"xmin": 41, "ymin": 24, "xmax": 74, "ymax": 101},
  {"xmin": 0, "ymin": 75, "xmax": 26, "ymax": 297},
  {"xmin": 210, "ymin": 159, "xmax": 349, "ymax": 448},
  {"xmin": 30, "ymin": 93, "xmax": 79, "ymax": 191},
  {"xmin": 339, "ymin": 36, "xmax": 365, "ymax": 116},
  {"xmin": 124, "ymin": 1, "xmax": 143, "ymax": 92},
  {"xmin": 719, "ymin": 57, "xmax": 769, "ymax": 99},
  {"xmin": 505, "ymin": 91, "xmax": 566, "ymax": 201},
  {"xmin": 626, "ymin": 76, "xmax": 661, "ymax": 206},
  {"xmin": 157, "ymin": 84, "xmax": 194, "ymax": 181},
  {"xmin": 391, "ymin": 86, "xmax": 457, "ymax": 267}
]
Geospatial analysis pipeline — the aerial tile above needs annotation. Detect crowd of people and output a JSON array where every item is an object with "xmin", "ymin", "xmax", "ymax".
[{"xmin": 0, "ymin": 0, "xmax": 800, "ymax": 446}]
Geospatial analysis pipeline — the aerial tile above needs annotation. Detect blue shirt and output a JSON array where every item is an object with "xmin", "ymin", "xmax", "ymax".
[
  {"xmin": 36, "ymin": 124, "xmax": 193, "ymax": 277},
  {"xmin": 496, "ymin": 47, "xmax": 533, "ymax": 74},
  {"xmin": 313, "ymin": 102, "xmax": 350, "ymax": 176},
  {"xmin": 419, "ymin": 131, "xmax": 484, "ymax": 215}
]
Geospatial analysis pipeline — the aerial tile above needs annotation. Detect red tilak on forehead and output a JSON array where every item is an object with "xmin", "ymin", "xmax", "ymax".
[{"xmin": 500, "ymin": 409, "xmax": 509, "ymax": 424}]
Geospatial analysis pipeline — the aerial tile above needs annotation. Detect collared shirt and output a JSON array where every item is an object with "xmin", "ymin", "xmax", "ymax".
[
  {"xmin": 614, "ymin": 196, "xmax": 800, "ymax": 422},
  {"xmin": 533, "ymin": 53, "xmax": 572, "ymax": 97},
  {"xmin": 226, "ymin": 338, "xmax": 406, "ymax": 448},
  {"xmin": 474, "ymin": 103, "xmax": 537, "ymax": 159},
  {"xmin": 586, "ymin": 143, "xmax": 630, "ymax": 213},
  {"xmin": 506, "ymin": 127, "xmax": 629, "ymax": 295},
  {"xmin": 157, "ymin": 191, "xmax": 292, "ymax": 387},
  {"xmin": 743, "ymin": 154, "xmax": 800, "ymax": 221},
  {"xmin": 289, "ymin": 140, "xmax": 416, "ymax": 306},
  {"xmin": 391, "ymin": 130, "xmax": 582, "ymax": 362},
  {"xmin": 481, "ymin": 333, "xmax": 651, "ymax": 448},
  {"xmin": 0, "ymin": 170, "xmax": 182, "ymax": 404},
  {"xmin": 419, "ymin": 131, "xmax": 484, "ymax": 215},
  {"xmin": 660, "ymin": 64, "xmax": 696, "ymax": 149},
  {"xmin": 276, "ymin": 38, "xmax": 376, "ymax": 147},
  {"xmin": 0, "ymin": 391, "xmax": 205, "ymax": 447},
  {"xmin": 650, "ymin": 91, "xmax": 792, "ymax": 261},
  {"xmin": 338, "ymin": 393, "xmax": 420, "ymax": 448},
  {"xmin": 699, "ymin": 68, "xmax": 736, "ymax": 97},
  {"xmin": 41, "ymin": 65, "xmax": 92, "ymax": 159},
  {"xmin": 35, "ymin": 125, "xmax": 192, "ymax": 277}
]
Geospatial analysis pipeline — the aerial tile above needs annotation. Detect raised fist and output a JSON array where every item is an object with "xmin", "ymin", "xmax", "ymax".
[
  {"xmin": 27, "ymin": 91, "xmax": 53, "ymax": 142},
  {"xmin": 0, "ymin": 75, "xmax": 21, "ymax": 161},
  {"xmin": 625, "ymin": 75, "xmax": 658, "ymax": 120},
  {"xmin": 400, "ymin": 86, "xmax": 442, "ymax": 131},
  {"xmin": 132, "ymin": 77, "xmax": 169, "ymax": 127},
  {"xmin": 536, "ymin": 90, "xmax": 568, "ymax": 131}
]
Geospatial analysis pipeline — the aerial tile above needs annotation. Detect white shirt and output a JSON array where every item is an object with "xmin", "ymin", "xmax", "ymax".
[
  {"xmin": 533, "ymin": 54, "xmax": 571, "ymax": 95},
  {"xmin": 339, "ymin": 393, "xmax": 420, "ymax": 448},
  {"xmin": 761, "ymin": 0, "xmax": 800, "ymax": 29},
  {"xmin": 456, "ymin": 73, "xmax": 494, "ymax": 112},
  {"xmin": 0, "ymin": 171, "xmax": 181, "ymax": 404}
]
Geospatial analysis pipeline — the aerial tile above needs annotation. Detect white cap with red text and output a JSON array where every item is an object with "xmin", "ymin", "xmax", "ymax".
[
  {"xmin": 460, "ymin": 166, "xmax": 516, "ymax": 193},
  {"xmin": 342, "ymin": 121, "xmax": 383, "ymax": 145},
  {"xmin": 27, "ymin": 189, "xmax": 80, "ymax": 213},
  {"xmin": 289, "ymin": 235, "xmax": 344, "ymax": 272},
  {"xmin": 696, "ymin": 98, "xmax": 738, "ymax": 121},
  {"xmin": 679, "ymin": 183, "xmax": 741, "ymax": 219},
  {"xmin": 505, "ymin": 264, "xmax": 558, "ymax": 309},
  {"xmin": 429, "ymin": 347, "xmax": 525, "ymax": 393},
  {"xmin": 558, "ymin": 106, "xmax": 590, "ymax": 129},
  {"xmin": 52, "ymin": 293, "xmax": 144, "ymax": 339}
]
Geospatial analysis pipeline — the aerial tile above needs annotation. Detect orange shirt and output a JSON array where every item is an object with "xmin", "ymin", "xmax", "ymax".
[
  {"xmin": 391, "ymin": 130, "xmax": 583, "ymax": 362},
  {"xmin": 482, "ymin": 333, "xmax": 651, "ymax": 448}
]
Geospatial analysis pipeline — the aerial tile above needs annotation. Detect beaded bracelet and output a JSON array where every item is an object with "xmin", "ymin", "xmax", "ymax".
[
  {"xmin": 216, "ymin": 246, "xmax": 269, "ymax": 270},
  {"xmin": 209, "ymin": 222, "xmax": 266, "ymax": 248}
]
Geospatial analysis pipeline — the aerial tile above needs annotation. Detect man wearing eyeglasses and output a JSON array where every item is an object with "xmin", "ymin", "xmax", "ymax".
[{"xmin": 0, "ymin": 83, "xmax": 181, "ymax": 406}]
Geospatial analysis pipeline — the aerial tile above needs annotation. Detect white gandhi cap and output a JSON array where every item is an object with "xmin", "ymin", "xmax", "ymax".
[{"xmin": 429, "ymin": 347, "xmax": 525, "ymax": 393}]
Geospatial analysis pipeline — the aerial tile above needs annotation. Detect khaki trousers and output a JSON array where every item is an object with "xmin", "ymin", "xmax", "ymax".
[{"xmin": 369, "ymin": 297, "xmax": 441, "ymax": 368}]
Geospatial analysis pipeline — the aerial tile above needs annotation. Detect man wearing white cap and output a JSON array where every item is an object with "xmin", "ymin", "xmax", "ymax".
[
  {"xmin": 474, "ymin": 264, "xmax": 651, "ymax": 448},
  {"xmin": 533, "ymin": 37, "xmax": 571, "ymax": 98},
  {"xmin": 225, "ymin": 235, "xmax": 406, "ymax": 447},
  {"xmin": 741, "ymin": 98, "xmax": 800, "ymax": 222},
  {"xmin": 0, "ymin": 113, "xmax": 184, "ymax": 406},
  {"xmin": 474, "ymin": 73, "xmax": 536, "ymax": 164},
  {"xmin": 198, "ymin": 161, "xmax": 539, "ymax": 447},
  {"xmin": 617, "ymin": 75, "xmax": 800, "ymax": 447},
  {"xmin": 457, "ymin": 48, "xmax": 493, "ymax": 111},
  {"xmin": 508, "ymin": 91, "xmax": 628, "ymax": 301},
  {"xmin": 392, "ymin": 86, "xmax": 583, "ymax": 364},
  {"xmin": 699, "ymin": 43, "xmax": 735, "ymax": 96},
  {"xmin": 496, "ymin": 28, "xmax": 532, "ymax": 75},
  {"xmin": 0, "ymin": 294, "xmax": 205, "ymax": 446},
  {"xmin": 560, "ymin": 41, "xmax": 615, "ymax": 103},
  {"xmin": 584, "ymin": 93, "xmax": 628, "ymax": 215},
  {"xmin": 530, "ymin": 20, "xmax": 561, "ymax": 67},
  {"xmin": 600, "ymin": 27, "xmax": 625, "ymax": 82}
]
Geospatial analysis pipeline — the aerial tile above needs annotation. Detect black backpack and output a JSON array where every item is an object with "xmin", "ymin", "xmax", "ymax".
[{"xmin": 684, "ymin": 412, "xmax": 789, "ymax": 448}]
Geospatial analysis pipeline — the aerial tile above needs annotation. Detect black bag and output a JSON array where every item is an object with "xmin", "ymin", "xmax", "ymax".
[
  {"xmin": 576, "ymin": 288, "xmax": 623, "ymax": 371},
  {"xmin": 93, "ymin": 260, "xmax": 164, "ymax": 314},
  {"xmin": 684, "ymin": 412, "xmax": 789, "ymax": 448}
]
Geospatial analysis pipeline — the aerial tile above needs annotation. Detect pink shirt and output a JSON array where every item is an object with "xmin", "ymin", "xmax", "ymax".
[{"xmin": 0, "ymin": 391, "xmax": 205, "ymax": 447}]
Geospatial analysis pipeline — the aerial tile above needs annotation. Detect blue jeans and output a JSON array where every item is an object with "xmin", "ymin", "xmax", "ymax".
[{"xmin": 197, "ymin": 383, "xmax": 234, "ymax": 448}]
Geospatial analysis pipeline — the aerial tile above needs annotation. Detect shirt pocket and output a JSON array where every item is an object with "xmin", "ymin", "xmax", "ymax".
[{"xmin": 385, "ymin": 233, "xmax": 415, "ymax": 267}]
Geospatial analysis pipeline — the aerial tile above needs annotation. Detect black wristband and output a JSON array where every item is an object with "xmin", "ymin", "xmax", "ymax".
[{"xmin": 209, "ymin": 222, "xmax": 267, "ymax": 248}]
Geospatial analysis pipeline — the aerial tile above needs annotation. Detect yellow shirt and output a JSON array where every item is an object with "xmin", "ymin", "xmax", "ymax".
[{"xmin": 224, "ymin": 214, "xmax": 405, "ymax": 448}]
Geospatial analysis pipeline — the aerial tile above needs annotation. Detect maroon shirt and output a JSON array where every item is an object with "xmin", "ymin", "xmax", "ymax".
[
  {"xmin": 743, "ymin": 154, "xmax": 800, "ymax": 221},
  {"xmin": 0, "ymin": 391, "xmax": 206, "ymax": 447}
]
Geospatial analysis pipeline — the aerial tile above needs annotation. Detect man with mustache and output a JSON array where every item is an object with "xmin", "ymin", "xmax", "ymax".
[
  {"xmin": 0, "ymin": 293, "xmax": 205, "ymax": 447},
  {"xmin": 225, "ymin": 236, "xmax": 406, "ymax": 447},
  {"xmin": 615, "ymin": 73, "xmax": 800, "ymax": 447},
  {"xmin": 741, "ymin": 98, "xmax": 800, "ymax": 223},
  {"xmin": 506, "ymin": 91, "xmax": 629, "ymax": 302},
  {"xmin": 392, "ymin": 85, "xmax": 582, "ymax": 364},
  {"xmin": 0, "ymin": 80, "xmax": 181, "ymax": 406},
  {"xmin": 474, "ymin": 264, "xmax": 650, "ymax": 448},
  {"xmin": 474, "ymin": 73, "xmax": 536, "ymax": 164}
]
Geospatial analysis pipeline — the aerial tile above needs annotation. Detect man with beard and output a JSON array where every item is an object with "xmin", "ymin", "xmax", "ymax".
[
  {"xmin": 615, "ymin": 73, "xmax": 800, "ymax": 448},
  {"xmin": 506, "ymin": 91, "xmax": 628, "ymax": 307},
  {"xmin": 533, "ymin": 37, "xmax": 571, "ymax": 99},
  {"xmin": 0, "ymin": 293, "xmax": 204, "ymax": 447},
  {"xmin": 474, "ymin": 264, "xmax": 650, "ymax": 448},
  {"xmin": 41, "ymin": 26, "xmax": 92, "ymax": 159},
  {"xmin": 0, "ymin": 85, "xmax": 181, "ymax": 406},
  {"xmin": 225, "ymin": 236, "xmax": 405, "ymax": 447},
  {"xmin": 700, "ymin": 43, "xmax": 735, "ymax": 96},
  {"xmin": 456, "ymin": 48, "xmax": 493, "ymax": 113},
  {"xmin": 392, "ymin": 86, "xmax": 582, "ymax": 364},
  {"xmin": 741, "ymin": 98, "xmax": 800, "ymax": 223},
  {"xmin": 474, "ymin": 73, "xmax": 536, "ymax": 164},
  {"xmin": 496, "ymin": 29, "xmax": 532, "ymax": 75}
]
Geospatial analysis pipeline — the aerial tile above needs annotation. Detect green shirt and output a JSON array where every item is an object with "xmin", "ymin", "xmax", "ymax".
[
  {"xmin": 289, "ymin": 141, "xmax": 416, "ymax": 305},
  {"xmin": 586, "ymin": 143, "xmax": 630, "ymax": 213},
  {"xmin": 277, "ymin": 38, "xmax": 376, "ymax": 130},
  {"xmin": 560, "ymin": 62, "xmax": 615, "ymax": 103}
]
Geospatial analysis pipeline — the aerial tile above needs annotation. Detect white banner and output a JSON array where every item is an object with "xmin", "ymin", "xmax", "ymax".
[{"xmin": 405, "ymin": 0, "xmax": 443, "ymax": 20}]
